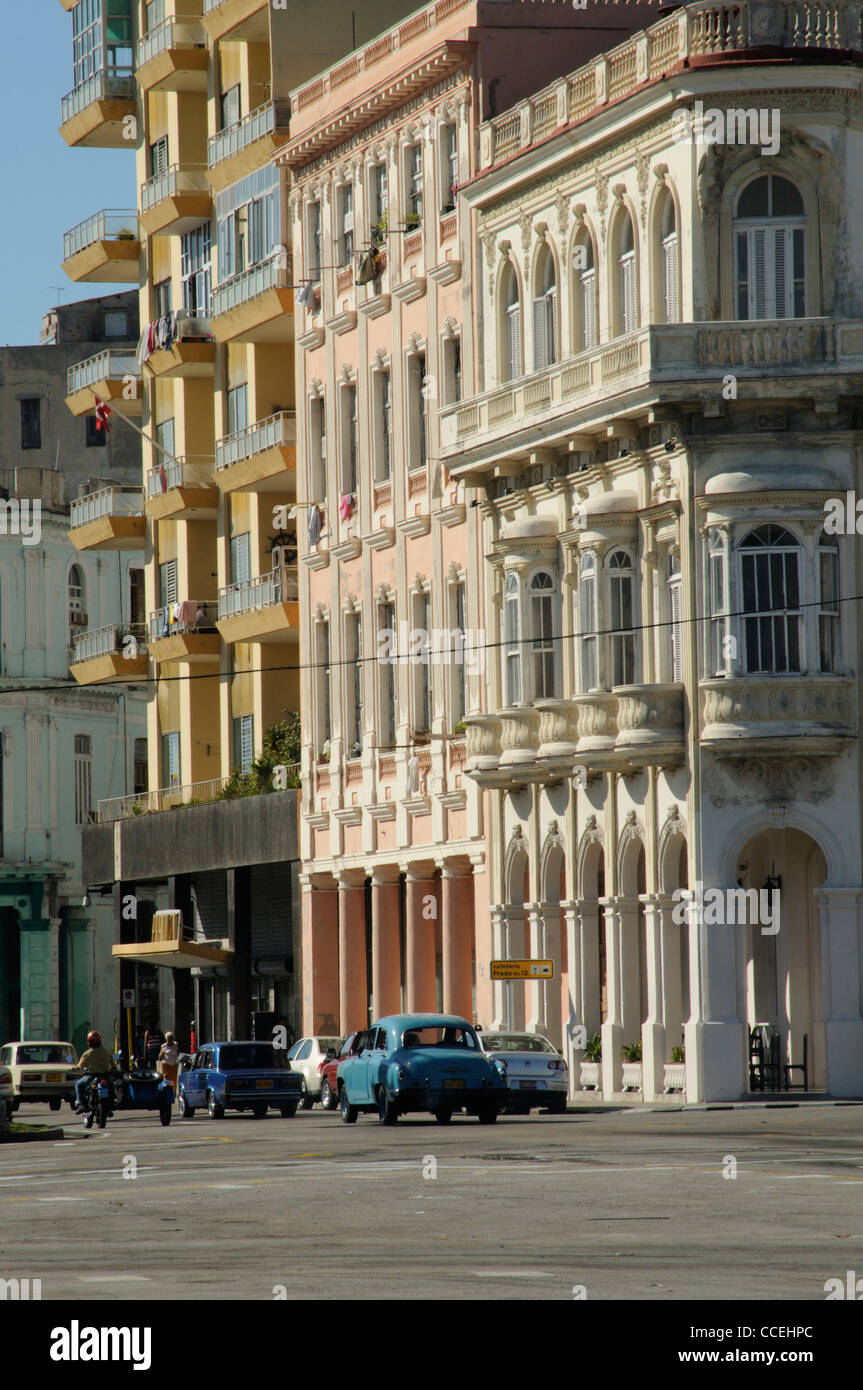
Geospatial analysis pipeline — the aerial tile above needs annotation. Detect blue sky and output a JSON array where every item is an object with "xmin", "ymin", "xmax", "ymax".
[{"xmin": 0, "ymin": 0, "xmax": 137, "ymax": 345}]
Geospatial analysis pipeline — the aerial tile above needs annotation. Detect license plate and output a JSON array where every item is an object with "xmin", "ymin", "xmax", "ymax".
[
  {"xmin": 256, "ymin": 1079, "xmax": 273, "ymax": 1089},
  {"xmin": 443, "ymin": 1078, "xmax": 465, "ymax": 1089},
  {"xmin": 46, "ymin": 1073, "xmax": 62, "ymax": 1083},
  {"xmin": 519, "ymin": 1080, "xmax": 538, "ymax": 1090}
]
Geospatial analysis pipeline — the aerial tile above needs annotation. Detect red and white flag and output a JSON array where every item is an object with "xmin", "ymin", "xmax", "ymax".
[{"xmin": 94, "ymin": 395, "xmax": 112, "ymax": 432}]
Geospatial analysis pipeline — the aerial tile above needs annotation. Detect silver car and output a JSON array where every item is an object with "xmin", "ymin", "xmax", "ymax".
[
  {"xmin": 286, "ymin": 1035, "xmax": 344, "ymax": 1108},
  {"xmin": 478, "ymin": 1032, "xmax": 568, "ymax": 1113}
]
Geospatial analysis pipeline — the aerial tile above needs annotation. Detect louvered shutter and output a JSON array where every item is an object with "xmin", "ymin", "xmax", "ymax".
[
  {"xmin": 506, "ymin": 303, "xmax": 521, "ymax": 380},
  {"xmin": 548, "ymin": 287, "xmax": 558, "ymax": 364},
  {"xmin": 751, "ymin": 229, "xmax": 766, "ymax": 319},
  {"xmin": 662, "ymin": 234, "xmax": 679, "ymax": 323},
  {"xmin": 160, "ymin": 559, "xmax": 177, "ymax": 606},
  {"xmin": 240, "ymin": 715, "xmax": 253, "ymax": 772},
  {"xmin": 620, "ymin": 253, "xmax": 636, "ymax": 333},
  {"xmin": 231, "ymin": 533, "xmax": 251, "ymax": 585},
  {"xmin": 532, "ymin": 297, "xmax": 548, "ymax": 372},
  {"xmin": 581, "ymin": 270, "xmax": 597, "ymax": 349},
  {"xmin": 773, "ymin": 228, "xmax": 787, "ymax": 318},
  {"xmin": 669, "ymin": 580, "xmax": 683, "ymax": 683}
]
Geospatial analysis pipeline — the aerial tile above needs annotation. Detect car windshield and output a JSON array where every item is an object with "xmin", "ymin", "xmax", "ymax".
[
  {"xmin": 218, "ymin": 1045, "xmax": 287, "ymax": 1071},
  {"xmin": 17, "ymin": 1045, "xmax": 77, "ymax": 1064},
  {"xmin": 399, "ymin": 1025, "xmax": 478, "ymax": 1050},
  {"xmin": 318, "ymin": 1038, "xmax": 342, "ymax": 1052},
  {"xmin": 481, "ymin": 1034, "xmax": 557, "ymax": 1054}
]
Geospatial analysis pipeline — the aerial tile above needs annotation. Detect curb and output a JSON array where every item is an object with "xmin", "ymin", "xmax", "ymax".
[{"xmin": 0, "ymin": 1126, "xmax": 65, "ymax": 1144}]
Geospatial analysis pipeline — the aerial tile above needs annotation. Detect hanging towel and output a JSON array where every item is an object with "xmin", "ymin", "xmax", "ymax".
[
  {"xmin": 339, "ymin": 494, "xmax": 353, "ymax": 522},
  {"xmin": 158, "ymin": 463, "xmax": 167, "ymax": 493},
  {"xmin": 175, "ymin": 599, "xmax": 197, "ymax": 625},
  {"xmin": 356, "ymin": 251, "xmax": 376, "ymax": 286},
  {"xmin": 308, "ymin": 505, "xmax": 323, "ymax": 546}
]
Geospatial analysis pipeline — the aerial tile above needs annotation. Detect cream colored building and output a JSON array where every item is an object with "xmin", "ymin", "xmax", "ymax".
[{"xmin": 441, "ymin": 1, "xmax": 863, "ymax": 1101}]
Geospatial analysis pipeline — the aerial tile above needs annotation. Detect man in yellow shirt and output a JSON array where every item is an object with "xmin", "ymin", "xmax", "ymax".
[{"xmin": 74, "ymin": 1031, "xmax": 116, "ymax": 1112}]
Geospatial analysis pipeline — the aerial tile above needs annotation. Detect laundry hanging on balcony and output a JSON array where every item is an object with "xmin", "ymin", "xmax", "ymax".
[
  {"xmin": 295, "ymin": 281, "xmax": 316, "ymax": 310},
  {"xmin": 137, "ymin": 310, "xmax": 215, "ymax": 364},
  {"xmin": 339, "ymin": 494, "xmax": 354, "ymax": 522},
  {"xmin": 308, "ymin": 505, "xmax": 323, "ymax": 546},
  {"xmin": 355, "ymin": 250, "xmax": 382, "ymax": 286}
]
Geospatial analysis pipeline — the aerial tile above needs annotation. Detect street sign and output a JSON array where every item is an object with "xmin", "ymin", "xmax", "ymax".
[
  {"xmin": 122, "ymin": 988, "xmax": 136, "ymax": 1008},
  {"xmin": 490, "ymin": 959, "xmax": 554, "ymax": 980}
]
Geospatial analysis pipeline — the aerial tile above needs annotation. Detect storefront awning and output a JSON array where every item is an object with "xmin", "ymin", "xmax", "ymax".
[{"xmin": 112, "ymin": 940, "xmax": 232, "ymax": 970}]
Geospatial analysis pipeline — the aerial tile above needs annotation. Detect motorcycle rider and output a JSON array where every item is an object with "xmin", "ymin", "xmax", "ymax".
[{"xmin": 74, "ymin": 1031, "xmax": 117, "ymax": 1113}]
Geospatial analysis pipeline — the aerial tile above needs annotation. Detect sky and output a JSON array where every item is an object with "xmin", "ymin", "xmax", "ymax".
[{"xmin": 0, "ymin": 0, "xmax": 137, "ymax": 346}]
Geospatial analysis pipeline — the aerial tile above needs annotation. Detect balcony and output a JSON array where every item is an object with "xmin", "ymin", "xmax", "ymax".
[
  {"xmin": 217, "ymin": 568, "xmax": 299, "ymax": 645},
  {"xmin": 148, "ymin": 601, "xmax": 221, "ymax": 663},
  {"xmin": 214, "ymin": 412, "xmax": 296, "ymax": 494},
  {"xmin": 136, "ymin": 18, "xmax": 208, "ymax": 94},
  {"xmin": 146, "ymin": 458, "xmax": 218, "ymax": 521},
  {"xmin": 59, "ymin": 68, "xmax": 136, "ymax": 148},
  {"xmin": 141, "ymin": 313, "xmax": 216, "ymax": 378},
  {"xmin": 69, "ymin": 486, "xmax": 145, "ymax": 552},
  {"xmin": 62, "ymin": 210, "xmax": 140, "ymax": 283},
  {"xmin": 441, "ymin": 320, "xmax": 863, "ymax": 476},
  {"xmin": 140, "ymin": 166, "xmax": 211, "ymax": 237},
  {"xmin": 463, "ymin": 684, "xmax": 685, "ymax": 787},
  {"xmin": 201, "ymin": 0, "xmax": 269, "ymax": 43},
  {"xmin": 70, "ymin": 623, "xmax": 148, "ymax": 685},
  {"xmin": 210, "ymin": 257, "xmax": 294, "ymax": 343},
  {"xmin": 208, "ymin": 102, "xmax": 291, "ymax": 192},
  {"xmin": 700, "ymin": 677, "xmax": 855, "ymax": 757},
  {"xmin": 66, "ymin": 350, "xmax": 142, "ymax": 417}
]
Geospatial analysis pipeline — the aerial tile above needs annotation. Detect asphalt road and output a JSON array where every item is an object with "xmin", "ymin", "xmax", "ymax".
[{"xmin": 2, "ymin": 1100, "xmax": 863, "ymax": 1301}]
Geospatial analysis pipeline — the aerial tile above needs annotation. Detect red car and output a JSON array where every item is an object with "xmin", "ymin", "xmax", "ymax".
[{"xmin": 319, "ymin": 1031, "xmax": 365, "ymax": 1111}]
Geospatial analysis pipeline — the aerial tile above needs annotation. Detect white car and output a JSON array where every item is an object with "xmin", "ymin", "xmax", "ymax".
[
  {"xmin": 478, "ymin": 1031, "xmax": 568, "ymax": 1113},
  {"xmin": 286, "ymin": 1035, "xmax": 343, "ymax": 1108},
  {"xmin": 0, "ymin": 1041, "xmax": 80, "ymax": 1113}
]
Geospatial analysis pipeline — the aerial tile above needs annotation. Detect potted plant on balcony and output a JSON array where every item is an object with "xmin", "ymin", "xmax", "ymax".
[
  {"xmin": 664, "ymin": 1043, "xmax": 686, "ymax": 1093},
  {"xmin": 621, "ymin": 1040, "xmax": 643, "ymax": 1092},
  {"xmin": 116, "ymin": 227, "xmax": 137, "ymax": 241},
  {"xmin": 348, "ymin": 741, "xmax": 362, "ymax": 760},
  {"xmin": 401, "ymin": 210, "xmax": 421, "ymax": 232},
  {"xmin": 580, "ymin": 1032, "xmax": 601, "ymax": 1090},
  {"xmin": 371, "ymin": 212, "xmax": 388, "ymax": 245}
]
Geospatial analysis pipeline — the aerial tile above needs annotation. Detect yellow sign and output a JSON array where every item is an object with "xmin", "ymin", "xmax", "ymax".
[{"xmin": 490, "ymin": 959, "xmax": 554, "ymax": 980}]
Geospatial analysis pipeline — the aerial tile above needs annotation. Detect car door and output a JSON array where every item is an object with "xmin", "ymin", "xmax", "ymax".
[
  {"xmin": 185, "ymin": 1050, "xmax": 208, "ymax": 1107},
  {"xmin": 357, "ymin": 1027, "xmax": 386, "ymax": 1103},
  {"xmin": 294, "ymin": 1038, "xmax": 313, "ymax": 1088},
  {"xmin": 341, "ymin": 1030, "xmax": 367, "ymax": 1102}
]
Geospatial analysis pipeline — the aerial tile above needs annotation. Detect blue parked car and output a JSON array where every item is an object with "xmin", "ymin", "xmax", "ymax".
[
  {"xmin": 177, "ymin": 1041, "xmax": 302, "ymax": 1119},
  {"xmin": 336, "ymin": 1014, "xmax": 506, "ymax": 1125}
]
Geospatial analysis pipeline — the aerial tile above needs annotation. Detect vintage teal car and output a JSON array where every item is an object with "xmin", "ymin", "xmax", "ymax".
[{"xmin": 336, "ymin": 1014, "xmax": 506, "ymax": 1125}]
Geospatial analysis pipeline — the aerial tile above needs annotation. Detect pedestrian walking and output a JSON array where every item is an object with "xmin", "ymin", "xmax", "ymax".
[
  {"xmin": 157, "ymin": 1032, "xmax": 180, "ymax": 1093},
  {"xmin": 144, "ymin": 1025, "xmax": 164, "ymax": 1072}
]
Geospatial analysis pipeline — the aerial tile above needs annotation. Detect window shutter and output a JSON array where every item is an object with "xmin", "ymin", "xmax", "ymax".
[
  {"xmin": 240, "ymin": 715, "xmax": 253, "ymax": 772},
  {"xmin": 532, "ymin": 297, "xmax": 548, "ymax": 372},
  {"xmin": 669, "ymin": 580, "xmax": 683, "ymax": 682},
  {"xmin": 581, "ymin": 271, "xmax": 597, "ymax": 349},
  {"xmin": 662, "ymin": 234, "xmax": 679, "ymax": 323},
  {"xmin": 231, "ymin": 533, "xmax": 251, "ymax": 585},
  {"xmin": 751, "ymin": 229, "xmax": 766, "ymax": 319},
  {"xmin": 620, "ymin": 253, "xmax": 636, "ymax": 333},
  {"xmin": 506, "ymin": 304, "xmax": 521, "ymax": 380},
  {"xmin": 548, "ymin": 287, "xmax": 558, "ymax": 365},
  {"xmin": 773, "ymin": 228, "xmax": 788, "ymax": 318},
  {"xmin": 160, "ymin": 559, "xmax": 177, "ymax": 607}
]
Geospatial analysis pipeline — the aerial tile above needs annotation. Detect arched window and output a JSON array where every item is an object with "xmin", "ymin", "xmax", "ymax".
[
  {"xmin": 504, "ymin": 572, "xmax": 521, "ymax": 705},
  {"xmin": 739, "ymin": 524, "xmax": 801, "ymax": 673},
  {"xmin": 817, "ymin": 529, "xmax": 839, "ymax": 673},
  {"xmin": 659, "ymin": 191, "xmax": 679, "ymax": 323},
  {"xmin": 574, "ymin": 230, "xmax": 597, "ymax": 351},
  {"xmin": 501, "ymin": 263, "xmax": 521, "ymax": 382},
  {"xmin": 68, "ymin": 564, "xmax": 85, "ymax": 630},
  {"xmin": 529, "ymin": 569, "xmax": 558, "ymax": 699},
  {"xmin": 607, "ymin": 549, "xmax": 636, "ymax": 685},
  {"xmin": 734, "ymin": 175, "xmax": 805, "ymax": 320},
  {"xmin": 616, "ymin": 210, "xmax": 637, "ymax": 335},
  {"xmin": 579, "ymin": 552, "xmax": 598, "ymax": 690},
  {"xmin": 532, "ymin": 246, "xmax": 558, "ymax": 371}
]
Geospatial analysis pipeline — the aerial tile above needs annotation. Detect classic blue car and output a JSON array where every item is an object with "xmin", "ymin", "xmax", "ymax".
[
  {"xmin": 177, "ymin": 1041, "xmax": 302, "ymax": 1119},
  {"xmin": 336, "ymin": 1014, "xmax": 506, "ymax": 1125}
]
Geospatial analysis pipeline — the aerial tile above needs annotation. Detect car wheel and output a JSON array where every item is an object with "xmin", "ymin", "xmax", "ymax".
[
  {"xmin": 339, "ymin": 1086, "xmax": 358, "ymax": 1124},
  {"xmin": 477, "ymin": 1105, "xmax": 498, "ymax": 1125},
  {"xmin": 299, "ymin": 1080, "xmax": 314, "ymax": 1111},
  {"xmin": 377, "ymin": 1088, "xmax": 398, "ymax": 1126},
  {"xmin": 159, "ymin": 1104, "xmax": 172, "ymax": 1127},
  {"xmin": 434, "ymin": 1108, "xmax": 452, "ymax": 1125},
  {"xmin": 546, "ymin": 1095, "xmax": 567, "ymax": 1115},
  {"xmin": 279, "ymin": 1102, "xmax": 298, "ymax": 1118},
  {"xmin": 178, "ymin": 1091, "xmax": 195, "ymax": 1120},
  {"xmin": 49, "ymin": 1099, "xmax": 61, "ymax": 1113},
  {"xmin": 207, "ymin": 1091, "xmax": 225, "ymax": 1120},
  {"xmin": 320, "ymin": 1079, "xmax": 336, "ymax": 1111},
  {"xmin": 11, "ymin": 1100, "xmax": 19, "ymax": 1113},
  {"xmin": 251, "ymin": 1102, "xmax": 268, "ymax": 1119}
]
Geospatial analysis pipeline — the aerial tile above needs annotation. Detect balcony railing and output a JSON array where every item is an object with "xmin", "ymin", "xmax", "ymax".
[
  {"xmin": 71, "ymin": 486, "xmax": 143, "ymax": 530},
  {"xmin": 67, "ymin": 351, "xmax": 140, "ymax": 398},
  {"xmin": 60, "ymin": 67, "xmax": 135, "ymax": 125},
  {"xmin": 97, "ymin": 765, "xmax": 301, "ymax": 821},
  {"xmin": 211, "ymin": 256, "xmax": 292, "ymax": 318},
  {"xmin": 147, "ymin": 457, "xmax": 216, "ymax": 497},
  {"xmin": 208, "ymin": 101, "xmax": 291, "ymax": 167},
  {"xmin": 218, "ymin": 569, "xmax": 299, "ymax": 620},
  {"xmin": 63, "ymin": 209, "xmax": 139, "ymax": 261},
  {"xmin": 482, "ymin": 0, "xmax": 863, "ymax": 167},
  {"xmin": 149, "ymin": 600, "xmax": 218, "ymax": 642},
  {"xmin": 137, "ymin": 16, "xmax": 205, "ymax": 67},
  {"xmin": 215, "ymin": 411, "xmax": 296, "ymax": 471},
  {"xmin": 141, "ymin": 164, "xmax": 209, "ymax": 215},
  {"xmin": 72, "ymin": 622, "xmax": 147, "ymax": 664}
]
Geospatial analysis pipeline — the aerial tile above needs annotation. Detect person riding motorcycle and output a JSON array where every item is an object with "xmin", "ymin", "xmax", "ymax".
[{"xmin": 74, "ymin": 1031, "xmax": 116, "ymax": 1113}]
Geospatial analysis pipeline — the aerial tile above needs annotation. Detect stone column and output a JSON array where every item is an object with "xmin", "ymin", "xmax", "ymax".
[
  {"xmin": 441, "ymin": 866, "xmax": 474, "ymax": 1019},
  {"xmin": 524, "ymin": 901, "xmax": 563, "ymax": 1045},
  {"xmin": 640, "ymin": 894, "xmax": 665, "ymax": 1101},
  {"xmin": 371, "ymin": 871, "xmax": 401, "ymax": 1019},
  {"xmin": 686, "ymin": 889, "xmax": 746, "ymax": 1103},
  {"xmin": 405, "ymin": 868, "xmax": 436, "ymax": 1012},
  {"xmin": 301, "ymin": 876, "xmax": 340, "ymax": 1036},
  {"xmin": 816, "ymin": 888, "xmax": 863, "ymax": 1097},
  {"xmin": 600, "ymin": 898, "xmax": 641, "ymax": 1094},
  {"xmin": 489, "ymin": 904, "xmax": 507, "ymax": 1029},
  {"xmin": 227, "ymin": 866, "xmax": 251, "ymax": 1042},
  {"xmin": 561, "ymin": 900, "xmax": 581, "ymax": 1092},
  {"xmin": 338, "ymin": 874, "xmax": 368, "ymax": 1035}
]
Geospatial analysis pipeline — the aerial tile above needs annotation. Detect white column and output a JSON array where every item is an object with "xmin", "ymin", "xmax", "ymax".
[
  {"xmin": 600, "ymin": 898, "xmax": 622, "ymax": 1094},
  {"xmin": 640, "ymin": 894, "xmax": 665, "ymax": 1101},
  {"xmin": 816, "ymin": 888, "xmax": 863, "ymax": 1096}
]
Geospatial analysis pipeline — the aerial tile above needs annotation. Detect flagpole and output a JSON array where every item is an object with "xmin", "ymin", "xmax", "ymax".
[{"xmin": 93, "ymin": 395, "xmax": 173, "ymax": 459}]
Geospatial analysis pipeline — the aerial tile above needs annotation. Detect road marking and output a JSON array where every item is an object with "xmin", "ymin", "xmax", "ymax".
[
  {"xmin": 208, "ymin": 1184, "xmax": 251, "ymax": 1189},
  {"xmin": 472, "ymin": 1270, "xmax": 553, "ymax": 1279},
  {"xmin": 36, "ymin": 1197, "xmax": 85, "ymax": 1202},
  {"xmin": 79, "ymin": 1275, "xmax": 152, "ymax": 1283}
]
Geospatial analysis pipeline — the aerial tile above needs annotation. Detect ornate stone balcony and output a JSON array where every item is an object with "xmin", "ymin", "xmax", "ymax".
[{"xmin": 700, "ymin": 676, "xmax": 855, "ymax": 756}]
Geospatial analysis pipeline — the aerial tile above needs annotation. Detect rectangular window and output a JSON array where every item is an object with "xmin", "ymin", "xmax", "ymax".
[
  {"xmin": 819, "ymin": 543, "xmax": 839, "ymax": 673},
  {"xmin": 154, "ymin": 277, "xmax": 171, "ymax": 319},
  {"xmin": 741, "ymin": 548, "xmax": 801, "ymax": 673},
  {"xmin": 379, "ymin": 602, "xmax": 396, "ymax": 747},
  {"xmin": 340, "ymin": 183, "xmax": 354, "ymax": 264},
  {"xmin": 504, "ymin": 582, "xmax": 521, "ymax": 706},
  {"xmin": 347, "ymin": 613, "xmax": 363, "ymax": 753},
  {"xmin": 506, "ymin": 302, "xmax": 521, "ymax": 381},
  {"xmin": 532, "ymin": 289, "xmax": 557, "ymax": 372},
  {"xmin": 372, "ymin": 163, "xmax": 388, "ymax": 230},
  {"xmin": 104, "ymin": 310, "xmax": 128, "ymax": 338},
  {"xmin": 669, "ymin": 576, "xmax": 683, "ymax": 683},
  {"xmin": 709, "ymin": 549, "xmax": 726, "ymax": 676},
  {"xmin": 662, "ymin": 233, "xmax": 680, "ymax": 324},
  {"xmin": 452, "ymin": 581, "xmax": 466, "ymax": 727},
  {"xmin": 150, "ymin": 135, "xmax": 169, "ymax": 180},
  {"xmin": 579, "ymin": 569, "xmax": 597, "ymax": 690},
  {"xmin": 411, "ymin": 354, "xmax": 428, "ymax": 468},
  {"xmin": 441, "ymin": 124, "xmax": 457, "ymax": 211},
  {"xmin": 220, "ymin": 84, "xmax": 240, "ymax": 130},
  {"xmin": 580, "ymin": 268, "xmax": 597, "ymax": 350},
  {"xmin": 377, "ymin": 370, "xmax": 392, "ymax": 480},
  {"xmin": 181, "ymin": 223, "xmax": 212, "ymax": 318},
  {"xmin": 134, "ymin": 737, "xmax": 147, "ymax": 796},
  {"xmin": 619, "ymin": 252, "xmax": 636, "ymax": 334},
  {"xmin": 20, "ymin": 398, "xmax": 41, "ymax": 450},
  {"xmin": 307, "ymin": 200, "xmax": 322, "ymax": 279},
  {"xmin": 129, "ymin": 567, "xmax": 145, "ymax": 625},
  {"xmin": 310, "ymin": 395, "xmax": 326, "ymax": 499},
  {"xmin": 233, "ymin": 713, "xmax": 254, "ymax": 774},
  {"xmin": 161, "ymin": 730, "xmax": 180, "ymax": 788},
  {"xmin": 531, "ymin": 582, "xmax": 556, "ymax": 699},
  {"xmin": 230, "ymin": 532, "xmax": 251, "ymax": 585},
  {"xmin": 444, "ymin": 338, "xmax": 461, "ymax": 405},
  {"xmin": 413, "ymin": 592, "xmax": 432, "ymax": 732},
  {"xmin": 85, "ymin": 415, "xmax": 106, "ymax": 447},
  {"xmin": 155, "ymin": 417, "xmax": 175, "ymax": 460},
  {"xmin": 609, "ymin": 568, "xmax": 636, "ymax": 686},
  {"xmin": 226, "ymin": 383, "xmax": 248, "ymax": 435},
  {"xmin": 74, "ymin": 734, "xmax": 93, "ymax": 825},
  {"xmin": 342, "ymin": 384, "xmax": 358, "ymax": 495},
  {"xmin": 318, "ymin": 621, "xmax": 331, "ymax": 748},
  {"xmin": 408, "ymin": 145, "xmax": 423, "ymax": 220}
]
